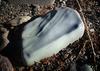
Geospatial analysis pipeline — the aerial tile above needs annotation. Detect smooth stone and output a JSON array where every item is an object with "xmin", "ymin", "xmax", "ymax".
[
  {"xmin": 0, "ymin": 55, "xmax": 14, "ymax": 71},
  {"xmin": 70, "ymin": 63, "xmax": 93, "ymax": 71},
  {"xmin": 22, "ymin": 7, "xmax": 85, "ymax": 65},
  {"xmin": 80, "ymin": 64, "xmax": 93, "ymax": 71}
]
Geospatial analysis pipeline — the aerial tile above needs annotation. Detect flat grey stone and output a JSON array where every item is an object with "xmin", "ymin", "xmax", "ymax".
[{"xmin": 22, "ymin": 7, "xmax": 85, "ymax": 66}]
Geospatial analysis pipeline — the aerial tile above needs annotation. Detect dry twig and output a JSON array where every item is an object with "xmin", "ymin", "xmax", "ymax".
[{"xmin": 76, "ymin": 0, "xmax": 96, "ymax": 62}]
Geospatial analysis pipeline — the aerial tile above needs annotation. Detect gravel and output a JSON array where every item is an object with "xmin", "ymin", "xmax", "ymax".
[{"xmin": 0, "ymin": 0, "xmax": 100, "ymax": 71}]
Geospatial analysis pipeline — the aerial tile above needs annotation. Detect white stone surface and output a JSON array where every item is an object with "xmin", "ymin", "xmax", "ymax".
[{"xmin": 22, "ymin": 7, "xmax": 85, "ymax": 66}]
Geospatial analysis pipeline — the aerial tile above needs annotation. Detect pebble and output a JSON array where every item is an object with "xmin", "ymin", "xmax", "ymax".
[
  {"xmin": 0, "ymin": 55, "xmax": 14, "ymax": 71},
  {"xmin": 70, "ymin": 63, "xmax": 93, "ymax": 71},
  {"xmin": 9, "ymin": 16, "xmax": 31, "ymax": 26},
  {"xmin": 22, "ymin": 7, "xmax": 85, "ymax": 65},
  {"xmin": 80, "ymin": 64, "xmax": 93, "ymax": 71}
]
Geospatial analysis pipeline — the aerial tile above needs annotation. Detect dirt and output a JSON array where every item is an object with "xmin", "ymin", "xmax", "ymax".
[{"xmin": 0, "ymin": 0, "xmax": 100, "ymax": 71}]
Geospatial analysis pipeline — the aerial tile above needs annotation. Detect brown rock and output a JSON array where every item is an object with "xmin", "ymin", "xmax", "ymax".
[
  {"xmin": 9, "ymin": 16, "xmax": 31, "ymax": 27},
  {"xmin": 0, "ymin": 27, "xmax": 9, "ymax": 51},
  {"xmin": 0, "ymin": 55, "xmax": 14, "ymax": 71}
]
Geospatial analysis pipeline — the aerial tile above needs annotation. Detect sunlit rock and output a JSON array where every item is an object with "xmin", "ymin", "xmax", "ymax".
[
  {"xmin": 9, "ymin": 16, "xmax": 31, "ymax": 27},
  {"xmin": 22, "ymin": 7, "xmax": 85, "ymax": 65},
  {"xmin": 70, "ymin": 63, "xmax": 93, "ymax": 71}
]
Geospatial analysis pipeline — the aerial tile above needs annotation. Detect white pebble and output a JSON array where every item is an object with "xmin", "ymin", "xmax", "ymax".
[{"xmin": 22, "ymin": 7, "xmax": 85, "ymax": 66}]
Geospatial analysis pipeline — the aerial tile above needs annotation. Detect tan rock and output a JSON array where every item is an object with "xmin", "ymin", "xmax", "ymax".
[
  {"xmin": 0, "ymin": 27, "xmax": 9, "ymax": 50},
  {"xmin": 0, "ymin": 55, "xmax": 14, "ymax": 71},
  {"xmin": 9, "ymin": 16, "xmax": 31, "ymax": 27}
]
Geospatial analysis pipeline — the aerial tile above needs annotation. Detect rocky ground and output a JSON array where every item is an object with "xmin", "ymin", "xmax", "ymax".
[{"xmin": 0, "ymin": 0, "xmax": 100, "ymax": 71}]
